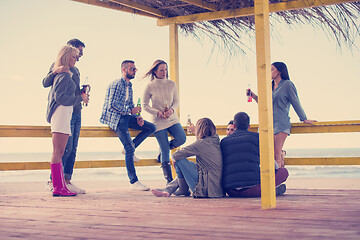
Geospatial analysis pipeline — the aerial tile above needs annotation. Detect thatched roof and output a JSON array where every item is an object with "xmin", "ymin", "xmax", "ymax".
[{"xmin": 74, "ymin": 0, "xmax": 360, "ymax": 56}]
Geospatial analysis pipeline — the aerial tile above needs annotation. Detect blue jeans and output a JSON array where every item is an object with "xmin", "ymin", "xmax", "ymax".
[
  {"xmin": 154, "ymin": 123, "xmax": 186, "ymax": 164},
  {"xmin": 175, "ymin": 158, "xmax": 199, "ymax": 192},
  {"xmin": 62, "ymin": 112, "xmax": 81, "ymax": 180},
  {"xmin": 115, "ymin": 115, "xmax": 156, "ymax": 184}
]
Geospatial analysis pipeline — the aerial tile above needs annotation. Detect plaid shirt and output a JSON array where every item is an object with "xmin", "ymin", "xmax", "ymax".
[{"xmin": 100, "ymin": 78, "xmax": 135, "ymax": 131}]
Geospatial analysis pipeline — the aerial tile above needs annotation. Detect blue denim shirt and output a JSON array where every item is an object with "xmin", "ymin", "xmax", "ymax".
[{"xmin": 100, "ymin": 78, "xmax": 135, "ymax": 130}]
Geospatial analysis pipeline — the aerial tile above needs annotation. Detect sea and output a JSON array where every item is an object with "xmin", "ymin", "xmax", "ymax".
[{"xmin": 0, "ymin": 148, "xmax": 359, "ymax": 183}]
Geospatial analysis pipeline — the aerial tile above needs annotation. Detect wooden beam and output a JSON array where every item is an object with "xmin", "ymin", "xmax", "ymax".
[
  {"xmin": 181, "ymin": 0, "xmax": 218, "ymax": 11},
  {"xmin": 169, "ymin": 23, "xmax": 180, "ymax": 178},
  {"xmin": 157, "ymin": 0, "xmax": 358, "ymax": 26},
  {"xmin": 71, "ymin": 0, "xmax": 160, "ymax": 19},
  {"xmin": 108, "ymin": 0, "xmax": 165, "ymax": 17},
  {"xmin": 255, "ymin": 0, "xmax": 276, "ymax": 209},
  {"xmin": 285, "ymin": 157, "xmax": 360, "ymax": 165},
  {"xmin": 158, "ymin": 5, "xmax": 254, "ymax": 26},
  {"xmin": 169, "ymin": 24, "xmax": 180, "ymax": 118},
  {"xmin": 1, "ymin": 121, "xmax": 359, "ymax": 137},
  {"xmin": 1, "ymin": 157, "xmax": 358, "ymax": 171}
]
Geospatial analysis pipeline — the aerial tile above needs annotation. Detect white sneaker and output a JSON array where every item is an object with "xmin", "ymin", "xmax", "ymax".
[
  {"xmin": 130, "ymin": 181, "xmax": 150, "ymax": 191},
  {"xmin": 66, "ymin": 183, "xmax": 86, "ymax": 194},
  {"xmin": 45, "ymin": 181, "xmax": 53, "ymax": 192},
  {"xmin": 121, "ymin": 149, "xmax": 140, "ymax": 162}
]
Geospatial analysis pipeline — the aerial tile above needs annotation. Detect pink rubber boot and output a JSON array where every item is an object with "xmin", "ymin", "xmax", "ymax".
[{"xmin": 50, "ymin": 162, "xmax": 77, "ymax": 197}]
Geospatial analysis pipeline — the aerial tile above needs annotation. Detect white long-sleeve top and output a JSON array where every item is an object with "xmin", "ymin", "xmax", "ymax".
[{"xmin": 143, "ymin": 78, "xmax": 180, "ymax": 132}]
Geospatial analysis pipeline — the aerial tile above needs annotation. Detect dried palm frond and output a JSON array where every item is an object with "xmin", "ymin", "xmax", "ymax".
[{"xmin": 100, "ymin": 0, "xmax": 360, "ymax": 57}]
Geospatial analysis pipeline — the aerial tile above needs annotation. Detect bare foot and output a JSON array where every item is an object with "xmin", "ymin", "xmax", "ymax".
[{"xmin": 151, "ymin": 189, "xmax": 170, "ymax": 197}]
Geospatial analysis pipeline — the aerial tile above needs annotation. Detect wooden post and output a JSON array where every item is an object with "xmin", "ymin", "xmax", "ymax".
[
  {"xmin": 169, "ymin": 23, "xmax": 180, "ymax": 177},
  {"xmin": 254, "ymin": 0, "xmax": 276, "ymax": 209},
  {"xmin": 169, "ymin": 23, "xmax": 180, "ymax": 117}
]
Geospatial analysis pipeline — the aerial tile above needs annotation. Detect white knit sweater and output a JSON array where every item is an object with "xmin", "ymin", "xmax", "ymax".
[{"xmin": 142, "ymin": 78, "xmax": 180, "ymax": 132}]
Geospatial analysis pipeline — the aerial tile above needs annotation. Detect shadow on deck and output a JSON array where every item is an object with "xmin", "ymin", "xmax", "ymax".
[{"xmin": 0, "ymin": 180, "xmax": 359, "ymax": 240}]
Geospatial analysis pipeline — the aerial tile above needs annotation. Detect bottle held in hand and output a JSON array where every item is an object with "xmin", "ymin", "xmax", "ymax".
[
  {"xmin": 136, "ymin": 97, "xmax": 141, "ymax": 115},
  {"xmin": 246, "ymin": 84, "xmax": 252, "ymax": 102},
  {"xmin": 164, "ymin": 101, "xmax": 168, "ymax": 112},
  {"xmin": 187, "ymin": 115, "xmax": 192, "ymax": 134},
  {"xmin": 81, "ymin": 76, "xmax": 90, "ymax": 106}
]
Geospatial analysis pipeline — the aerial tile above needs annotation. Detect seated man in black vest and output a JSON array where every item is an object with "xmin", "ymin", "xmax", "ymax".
[{"xmin": 221, "ymin": 112, "xmax": 288, "ymax": 197}]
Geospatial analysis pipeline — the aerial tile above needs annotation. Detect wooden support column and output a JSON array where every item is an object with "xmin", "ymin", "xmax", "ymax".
[
  {"xmin": 169, "ymin": 24, "xmax": 180, "ymax": 177},
  {"xmin": 169, "ymin": 24, "xmax": 180, "ymax": 118},
  {"xmin": 254, "ymin": 0, "xmax": 276, "ymax": 209}
]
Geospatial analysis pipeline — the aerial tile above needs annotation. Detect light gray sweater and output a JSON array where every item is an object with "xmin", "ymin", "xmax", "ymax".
[{"xmin": 143, "ymin": 78, "xmax": 180, "ymax": 132}]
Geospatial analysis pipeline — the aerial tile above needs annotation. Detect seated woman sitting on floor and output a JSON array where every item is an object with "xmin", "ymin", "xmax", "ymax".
[{"xmin": 151, "ymin": 117, "xmax": 223, "ymax": 198}]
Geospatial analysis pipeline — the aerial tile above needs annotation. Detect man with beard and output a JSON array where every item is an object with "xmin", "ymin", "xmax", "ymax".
[{"xmin": 100, "ymin": 60, "xmax": 156, "ymax": 191}]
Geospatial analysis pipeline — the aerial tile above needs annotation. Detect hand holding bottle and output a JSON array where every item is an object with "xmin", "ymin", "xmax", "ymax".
[
  {"xmin": 163, "ymin": 108, "xmax": 173, "ymax": 118},
  {"xmin": 132, "ymin": 98, "xmax": 141, "ymax": 115},
  {"xmin": 187, "ymin": 115, "xmax": 193, "ymax": 134},
  {"xmin": 81, "ymin": 77, "xmax": 91, "ymax": 106},
  {"xmin": 157, "ymin": 110, "xmax": 166, "ymax": 119},
  {"xmin": 246, "ymin": 88, "xmax": 258, "ymax": 103},
  {"xmin": 246, "ymin": 84, "xmax": 252, "ymax": 102},
  {"xmin": 81, "ymin": 93, "xmax": 89, "ymax": 104},
  {"xmin": 132, "ymin": 106, "xmax": 141, "ymax": 115}
]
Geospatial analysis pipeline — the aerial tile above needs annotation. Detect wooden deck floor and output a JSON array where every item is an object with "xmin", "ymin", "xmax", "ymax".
[{"xmin": 1, "ymin": 182, "xmax": 360, "ymax": 240}]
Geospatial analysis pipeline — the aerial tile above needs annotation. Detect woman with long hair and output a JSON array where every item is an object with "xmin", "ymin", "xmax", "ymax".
[
  {"xmin": 143, "ymin": 60, "xmax": 186, "ymax": 184},
  {"xmin": 249, "ymin": 62, "xmax": 316, "ymax": 167},
  {"xmin": 151, "ymin": 118, "xmax": 223, "ymax": 198},
  {"xmin": 46, "ymin": 45, "xmax": 89, "ymax": 197}
]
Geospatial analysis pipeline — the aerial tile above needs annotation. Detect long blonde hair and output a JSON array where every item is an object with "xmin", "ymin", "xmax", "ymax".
[
  {"xmin": 53, "ymin": 45, "xmax": 79, "ymax": 73},
  {"xmin": 195, "ymin": 118, "xmax": 216, "ymax": 140},
  {"xmin": 143, "ymin": 60, "xmax": 168, "ymax": 80}
]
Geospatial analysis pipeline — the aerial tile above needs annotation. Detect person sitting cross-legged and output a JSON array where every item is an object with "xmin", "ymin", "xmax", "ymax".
[
  {"xmin": 221, "ymin": 112, "xmax": 289, "ymax": 197},
  {"xmin": 151, "ymin": 118, "xmax": 223, "ymax": 198}
]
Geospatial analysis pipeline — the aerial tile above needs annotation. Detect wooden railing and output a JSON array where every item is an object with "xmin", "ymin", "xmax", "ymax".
[{"xmin": 1, "ymin": 120, "xmax": 359, "ymax": 171}]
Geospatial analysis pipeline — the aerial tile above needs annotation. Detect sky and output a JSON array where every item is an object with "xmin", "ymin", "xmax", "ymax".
[{"xmin": 0, "ymin": 0, "xmax": 359, "ymax": 153}]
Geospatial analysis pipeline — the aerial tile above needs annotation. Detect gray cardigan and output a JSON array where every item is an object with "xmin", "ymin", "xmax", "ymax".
[
  {"xmin": 172, "ymin": 134, "xmax": 223, "ymax": 198},
  {"xmin": 43, "ymin": 64, "xmax": 82, "ymax": 113},
  {"xmin": 273, "ymin": 79, "xmax": 307, "ymax": 134},
  {"xmin": 46, "ymin": 72, "xmax": 83, "ymax": 123}
]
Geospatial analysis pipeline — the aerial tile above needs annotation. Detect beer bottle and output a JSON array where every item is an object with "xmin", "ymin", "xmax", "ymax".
[
  {"xmin": 136, "ymin": 98, "xmax": 141, "ymax": 115},
  {"xmin": 81, "ymin": 76, "xmax": 90, "ymax": 106},
  {"xmin": 187, "ymin": 115, "xmax": 192, "ymax": 134}
]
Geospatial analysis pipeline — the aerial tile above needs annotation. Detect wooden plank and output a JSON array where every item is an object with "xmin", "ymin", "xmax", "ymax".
[
  {"xmin": 0, "ymin": 188, "xmax": 359, "ymax": 239},
  {"xmin": 0, "ymin": 158, "xmax": 196, "ymax": 171},
  {"xmin": 169, "ymin": 24, "xmax": 180, "ymax": 118},
  {"xmin": 108, "ymin": 0, "xmax": 164, "ymax": 17},
  {"xmin": 181, "ymin": 0, "xmax": 218, "ymax": 11},
  {"xmin": 285, "ymin": 157, "xmax": 360, "ymax": 165},
  {"xmin": 0, "ymin": 157, "xmax": 357, "ymax": 171},
  {"xmin": 255, "ymin": 0, "xmax": 276, "ymax": 209},
  {"xmin": 157, "ymin": 0, "xmax": 358, "ymax": 26},
  {"xmin": 1, "ymin": 121, "xmax": 359, "ymax": 137},
  {"xmin": 71, "ymin": 0, "xmax": 161, "ymax": 19}
]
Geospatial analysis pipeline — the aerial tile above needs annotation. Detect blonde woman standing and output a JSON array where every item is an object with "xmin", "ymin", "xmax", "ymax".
[
  {"xmin": 46, "ymin": 45, "xmax": 89, "ymax": 197},
  {"xmin": 143, "ymin": 60, "xmax": 186, "ymax": 184}
]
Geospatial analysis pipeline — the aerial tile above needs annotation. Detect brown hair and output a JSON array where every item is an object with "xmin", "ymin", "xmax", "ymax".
[
  {"xmin": 195, "ymin": 118, "xmax": 216, "ymax": 140},
  {"xmin": 143, "ymin": 60, "xmax": 168, "ymax": 80}
]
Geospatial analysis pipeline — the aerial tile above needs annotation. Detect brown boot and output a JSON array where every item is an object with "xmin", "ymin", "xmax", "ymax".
[
  {"xmin": 173, "ymin": 177, "xmax": 191, "ymax": 196},
  {"xmin": 161, "ymin": 162, "xmax": 173, "ymax": 185}
]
